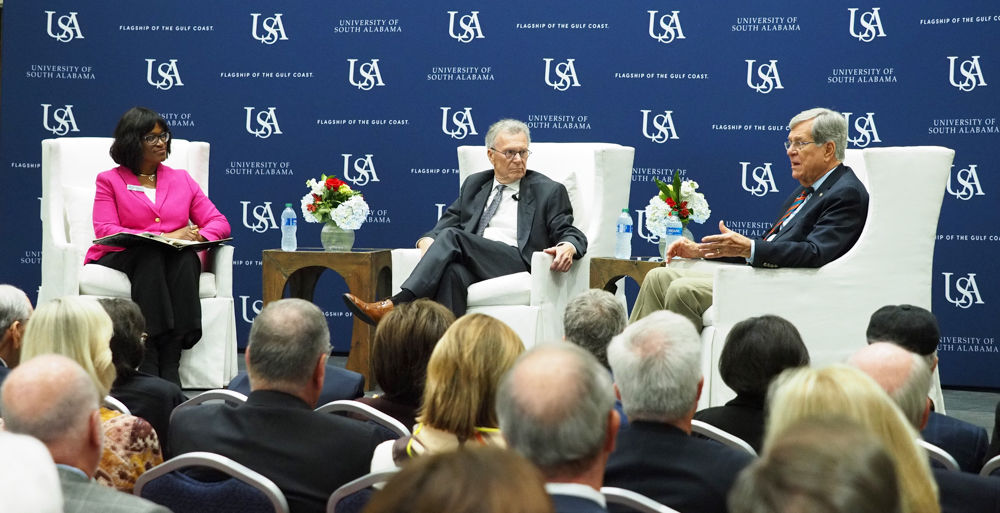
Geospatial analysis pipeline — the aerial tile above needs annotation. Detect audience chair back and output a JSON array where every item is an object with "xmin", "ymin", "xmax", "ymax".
[
  {"xmin": 980, "ymin": 454, "xmax": 1000, "ymax": 477},
  {"xmin": 170, "ymin": 389, "xmax": 247, "ymax": 424},
  {"xmin": 326, "ymin": 469, "xmax": 400, "ymax": 513},
  {"xmin": 918, "ymin": 439, "xmax": 959, "ymax": 472},
  {"xmin": 601, "ymin": 487, "xmax": 681, "ymax": 513},
  {"xmin": 691, "ymin": 420, "xmax": 758, "ymax": 457},
  {"xmin": 103, "ymin": 395, "xmax": 132, "ymax": 415},
  {"xmin": 315, "ymin": 400, "xmax": 411, "ymax": 438},
  {"xmin": 134, "ymin": 451, "xmax": 289, "ymax": 513}
]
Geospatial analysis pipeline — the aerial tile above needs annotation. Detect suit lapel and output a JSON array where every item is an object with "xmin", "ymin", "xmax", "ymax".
[
  {"xmin": 467, "ymin": 176, "xmax": 494, "ymax": 233},
  {"xmin": 516, "ymin": 173, "xmax": 536, "ymax": 251},
  {"xmin": 154, "ymin": 164, "xmax": 170, "ymax": 211},
  {"xmin": 774, "ymin": 164, "xmax": 847, "ymax": 239}
]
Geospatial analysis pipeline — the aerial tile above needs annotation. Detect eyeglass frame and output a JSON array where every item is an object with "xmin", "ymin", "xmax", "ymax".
[
  {"xmin": 490, "ymin": 147, "xmax": 532, "ymax": 160},
  {"xmin": 142, "ymin": 132, "xmax": 171, "ymax": 145},
  {"xmin": 784, "ymin": 140, "xmax": 817, "ymax": 151}
]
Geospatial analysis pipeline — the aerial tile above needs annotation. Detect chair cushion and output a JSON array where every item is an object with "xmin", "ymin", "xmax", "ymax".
[
  {"xmin": 467, "ymin": 272, "xmax": 532, "ymax": 306},
  {"xmin": 80, "ymin": 263, "xmax": 217, "ymax": 298},
  {"xmin": 140, "ymin": 471, "xmax": 275, "ymax": 513}
]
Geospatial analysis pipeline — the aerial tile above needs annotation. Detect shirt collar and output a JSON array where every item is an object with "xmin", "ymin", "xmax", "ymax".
[
  {"xmin": 56, "ymin": 464, "xmax": 90, "ymax": 480},
  {"xmin": 492, "ymin": 178, "xmax": 520, "ymax": 193},
  {"xmin": 807, "ymin": 164, "xmax": 839, "ymax": 192},
  {"xmin": 545, "ymin": 482, "xmax": 607, "ymax": 507}
]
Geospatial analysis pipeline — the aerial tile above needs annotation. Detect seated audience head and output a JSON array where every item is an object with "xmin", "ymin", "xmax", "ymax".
[
  {"xmin": 0, "ymin": 284, "xmax": 33, "ymax": 371},
  {"xmin": 21, "ymin": 297, "xmax": 115, "ymax": 397},
  {"xmin": 719, "ymin": 315, "xmax": 809, "ymax": 399},
  {"xmin": 729, "ymin": 417, "xmax": 901, "ymax": 513},
  {"xmin": 96, "ymin": 298, "xmax": 146, "ymax": 387},
  {"xmin": 246, "ymin": 298, "xmax": 331, "ymax": 407},
  {"xmin": 418, "ymin": 313, "xmax": 524, "ymax": 440},
  {"xmin": 497, "ymin": 342, "xmax": 618, "ymax": 484},
  {"xmin": 766, "ymin": 365, "xmax": 937, "ymax": 513},
  {"xmin": 866, "ymin": 304, "xmax": 939, "ymax": 369},
  {"xmin": 364, "ymin": 446, "xmax": 553, "ymax": 513},
  {"xmin": 1, "ymin": 355, "xmax": 103, "ymax": 478},
  {"xmin": 372, "ymin": 299, "xmax": 455, "ymax": 406},
  {"xmin": 607, "ymin": 310, "xmax": 701, "ymax": 425},
  {"xmin": 848, "ymin": 342, "xmax": 932, "ymax": 430},
  {"xmin": 110, "ymin": 107, "xmax": 171, "ymax": 173},
  {"xmin": 563, "ymin": 289, "xmax": 627, "ymax": 369},
  {"xmin": 0, "ymin": 431, "xmax": 64, "ymax": 513}
]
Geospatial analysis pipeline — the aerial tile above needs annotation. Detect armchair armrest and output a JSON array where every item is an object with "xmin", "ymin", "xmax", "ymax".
[
  {"xmin": 39, "ymin": 240, "xmax": 81, "ymax": 303},
  {"xmin": 391, "ymin": 248, "xmax": 421, "ymax": 295},
  {"xmin": 207, "ymin": 245, "xmax": 234, "ymax": 298},
  {"xmin": 530, "ymin": 252, "xmax": 592, "ymax": 342}
]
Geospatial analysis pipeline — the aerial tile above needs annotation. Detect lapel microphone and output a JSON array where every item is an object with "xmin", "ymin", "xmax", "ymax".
[{"xmin": 512, "ymin": 193, "xmax": 520, "ymax": 201}]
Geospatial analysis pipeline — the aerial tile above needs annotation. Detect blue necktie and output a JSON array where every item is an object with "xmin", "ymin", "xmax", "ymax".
[{"xmin": 476, "ymin": 184, "xmax": 506, "ymax": 236}]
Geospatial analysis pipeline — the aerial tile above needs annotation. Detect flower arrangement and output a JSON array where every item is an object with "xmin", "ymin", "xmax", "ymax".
[
  {"xmin": 300, "ymin": 175, "xmax": 370, "ymax": 230},
  {"xmin": 645, "ymin": 174, "xmax": 711, "ymax": 237}
]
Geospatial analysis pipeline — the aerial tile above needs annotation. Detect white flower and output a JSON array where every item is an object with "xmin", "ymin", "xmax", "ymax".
[
  {"xmin": 644, "ymin": 196, "xmax": 672, "ymax": 237},
  {"xmin": 306, "ymin": 179, "xmax": 325, "ymax": 197},
  {"xmin": 300, "ymin": 193, "xmax": 319, "ymax": 223},
  {"xmin": 329, "ymin": 195, "xmax": 370, "ymax": 230},
  {"xmin": 644, "ymin": 179, "xmax": 712, "ymax": 236}
]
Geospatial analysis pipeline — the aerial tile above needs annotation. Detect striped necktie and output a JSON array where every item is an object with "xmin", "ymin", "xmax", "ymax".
[
  {"xmin": 764, "ymin": 187, "xmax": 813, "ymax": 238},
  {"xmin": 475, "ymin": 184, "xmax": 506, "ymax": 236}
]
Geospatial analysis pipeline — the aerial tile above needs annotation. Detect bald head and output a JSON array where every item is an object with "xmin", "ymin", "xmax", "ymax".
[{"xmin": 848, "ymin": 342, "xmax": 931, "ymax": 429}]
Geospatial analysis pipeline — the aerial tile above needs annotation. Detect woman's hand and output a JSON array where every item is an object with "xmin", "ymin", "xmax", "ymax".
[{"xmin": 163, "ymin": 225, "xmax": 205, "ymax": 241}]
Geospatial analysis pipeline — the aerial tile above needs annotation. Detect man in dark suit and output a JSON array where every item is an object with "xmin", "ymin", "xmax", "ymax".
[
  {"xmin": 0, "ymin": 284, "xmax": 32, "ymax": 389},
  {"xmin": 344, "ymin": 118, "xmax": 587, "ymax": 322},
  {"xmin": 169, "ymin": 299, "xmax": 387, "ymax": 513},
  {"xmin": 498, "ymin": 342, "xmax": 622, "ymax": 513},
  {"xmin": 227, "ymin": 363, "xmax": 365, "ymax": 407},
  {"xmin": 630, "ymin": 108, "xmax": 869, "ymax": 328},
  {"xmin": 604, "ymin": 311, "xmax": 754, "ymax": 513}
]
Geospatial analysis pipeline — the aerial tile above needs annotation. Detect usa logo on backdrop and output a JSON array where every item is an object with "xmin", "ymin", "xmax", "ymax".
[
  {"xmin": 641, "ymin": 110, "xmax": 679, "ymax": 143},
  {"xmin": 348, "ymin": 59, "xmax": 385, "ymax": 90},
  {"xmin": 543, "ymin": 59, "xmax": 581, "ymax": 91},
  {"xmin": 146, "ymin": 59, "xmax": 184, "ymax": 90},
  {"xmin": 647, "ymin": 11, "xmax": 685, "ymax": 43},
  {"xmin": 842, "ymin": 112, "xmax": 881, "ymax": 148},
  {"xmin": 441, "ymin": 107, "xmax": 478, "ymax": 140},
  {"xmin": 948, "ymin": 56, "xmax": 987, "ymax": 92},
  {"xmin": 240, "ymin": 201, "xmax": 278, "ymax": 233},
  {"xmin": 239, "ymin": 296, "xmax": 262, "ymax": 323},
  {"xmin": 251, "ymin": 13, "xmax": 288, "ymax": 44},
  {"xmin": 741, "ymin": 163, "xmax": 779, "ymax": 196},
  {"xmin": 41, "ymin": 104, "xmax": 80, "ymax": 136},
  {"xmin": 245, "ymin": 107, "xmax": 282, "ymax": 138},
  {"xmin": 943, "ymin": 272, "xmax": 985, "ymax": 308},
  {"xmin": 947, "ymin": 165, "xmax": 985, "ymax": 200},
  {"xmin": 342, "ymin": 154, "xmax": 380, "ymax": 186},
  {"xmin": 45, "ymin": 11, "xmax": 84, "ymax": 42},
  {"xmin": 745, "ymin": 60, "xmax": 783, "ymax": 94},
  {"xmin": 448, "ymin": 11, "xmax": 484, "ymax": 43},
  {"xmin": 848, "ymin": 8, "xmax": 886, "ymax": 42},
  {"xmin": 635, "ymin": 210, "xmax": 660, "ymax": 243}
]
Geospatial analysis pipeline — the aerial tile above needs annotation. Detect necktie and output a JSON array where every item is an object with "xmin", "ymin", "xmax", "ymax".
[
  {"xmin": 764, "ymin": 187, "xmax": 813, "ymax": 238},
  {"xmin": 475, "ymin": 184, "xmax": 506, "ymax": 236}
]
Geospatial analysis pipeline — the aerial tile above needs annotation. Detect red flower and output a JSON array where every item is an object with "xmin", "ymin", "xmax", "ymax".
[
  {"xmin": 679, "ymin": 201, "xmax": 688, "ymax": 208},
  {"xmin": 326, "ymin": 177, "xmax": 346, "ymax": 190},
  {"xmin": 306, "ymin": 204, "xmax": 316, "ymax": 212},
  {"xmin": 665, "ymin": 197, "xmax": 676, "ymax": 207},
  {"xmin": 680, "ymin": 208, "xmax": 690, "ymax": 217},
  {"xmin": 312, "ymin": 193, "xmax": 322, "ymax": 202}
]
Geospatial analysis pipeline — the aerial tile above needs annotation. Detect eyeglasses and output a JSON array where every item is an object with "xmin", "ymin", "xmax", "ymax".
[
  {"xmin": 490, "ymin": 147, "xmax": 532, "ymax": 160},
  {"xmin": 142, "ymin": 132, "xmax": 171, "ymax": 145},
  {"xmin": 784, "ymin": 140, "xmax": 816, "ymax": 151}
]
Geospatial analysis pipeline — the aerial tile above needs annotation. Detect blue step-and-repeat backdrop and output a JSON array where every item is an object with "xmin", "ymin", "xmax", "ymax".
[{"xmin": 1, "ymin": 2, "xmax": 997, "ymax": 386}]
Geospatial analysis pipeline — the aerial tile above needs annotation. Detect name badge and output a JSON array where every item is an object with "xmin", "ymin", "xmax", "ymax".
[{"xmin": 127, "ymin": 184, "xmax": 146, "ymax": 192}]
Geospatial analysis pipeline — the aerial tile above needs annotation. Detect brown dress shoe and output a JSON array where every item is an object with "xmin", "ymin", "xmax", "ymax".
[{"xmin": 342, "ymin": 293, "xmax": 394, "ymax": 326}]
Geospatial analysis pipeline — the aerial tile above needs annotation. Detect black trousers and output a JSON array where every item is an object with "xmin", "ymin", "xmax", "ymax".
[{"xmin": 400, "ymin": 227, "xmax": 528, "ymax": 316}]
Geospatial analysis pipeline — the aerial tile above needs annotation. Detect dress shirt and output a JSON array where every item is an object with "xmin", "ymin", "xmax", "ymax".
[
  {"xmin": 545, "ymin": 483, "xmax": 607, "ymax": 508},
  {"xmin": 482, "ymin": 178, "xmax": 520, "ymax": 246},
  {"xmin": 750, "ymin": 164, "xmax": 838, "ymax": 264}
]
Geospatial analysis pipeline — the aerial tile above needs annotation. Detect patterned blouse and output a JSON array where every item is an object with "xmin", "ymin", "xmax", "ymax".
[{"xmin": 94, "ymin": 407, "xmax": 164, "ymax": 492}]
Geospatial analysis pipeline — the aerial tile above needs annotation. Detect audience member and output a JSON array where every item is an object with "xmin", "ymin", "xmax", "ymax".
[
  {"xmin": 371, "ymin": 313, "xmax": 523, "ymax": 471},
  {"xmin": 867, "ymin": 304, "xmax": 989, "ymax": 472},
  {"xmin": 353, "ymin": 299, "xmax": 455, "ymax": 429},
  {"xmin": 20, "ymin": 296, "xmax": 162, "ymax": 493},
  {"xmin": 728, "ymin": 417, "xmax": 902, "ymax": 513},
  {"xmin": 498, "ymin": 342, "xmax": 620, "ymax": 513},
  {"xmin": 603, "ymin": 311, "xmax": 753, "ymax": 513},
  {"xmin": 766, "ymin": 365, "xmax": 939, "ymax": 513},
  {"xmin": 1, "ymin": 355, "xmax": 169, "ymax": 512},
  {"xmin": 169, "ymin": 299, "xmax": 385, "ymax": 513},
  {"xmin": 850, "ymin": 343, "xmax": 1000, "ymax": 513},
  {"xmin": 0, "ymin": 430, "xmax": 63, "ymax": 513},
  {"xmin": 694, "ymin": 315, "xmax": 808, "ymax": 452},
  {"xmin": 564, "ymin": 289, "xmax": 629, "ymax": 428},
  {"xmin": 0, "ymin": 284, "xmax": 32, "ymax": 388},
  {"xmin": 363, "ymin": 447, "xmax": 554, "ymax": 513},
  {"xmin": 98, "ymin": 298, "xmax": 186, "ymax": 447}
]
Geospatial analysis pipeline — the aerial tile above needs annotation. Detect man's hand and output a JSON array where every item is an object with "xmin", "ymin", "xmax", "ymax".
[
  {"xmin": 665, "ymin": 238, "xmax": 701, "ymax": 263},
  {"xmin": 544, "ymin": 244, "xmax": 576, "ymax": 272},
  {"xmin": 698, "ymin": 221, "xmax": 752, "ymax": 259},
  {"xmin": 417, "ymin": 237, "xmax": 434, "ymax": 257}
]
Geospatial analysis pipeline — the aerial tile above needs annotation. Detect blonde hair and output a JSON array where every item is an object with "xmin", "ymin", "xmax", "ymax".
[
  {"xmin": 418, "ymin": 314, "xmax": 524, "ymax": 440},
  {"xmin": 21, "ymin": 297, "xmax": 116, "ymax": 398},
  {"xmin": 766, "ymin": 365, "xmax": 939, "ymax": 513}
]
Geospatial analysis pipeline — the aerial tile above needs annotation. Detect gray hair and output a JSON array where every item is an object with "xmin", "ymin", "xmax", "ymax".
[
  {"xmin": 485, "ymin": 119, "xmax": 531, "ymax": 150},
  {"xmin": 563, "ymin": 289, "xmax": 627, "ymax": 369},
  {"xmin": 1, "ymin": 355, "xmax": 100, "ymax": 445},
  {"xmin": 0, "ymin": 285, "xmax": 30, "ymax": 334},
  {"xmin": 247, "ymin": 299, "xmax": 331, "ymax": 387},
  {"xmin": 607, "ymin": 311, "xmax": 702, "ymax": 423},
  {"xmin": 496, "ymin": 342, "xmax": 614, "ymax": 478},
  {"xmin": 788, "ymin": 108, "xmax": 848, "ymax": 162},
  {"xmin": 888, "ymin": 352, "xmax": 932, "ymax": 429}
]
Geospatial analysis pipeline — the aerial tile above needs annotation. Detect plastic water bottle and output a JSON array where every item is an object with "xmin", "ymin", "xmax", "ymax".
[
  {"xmin": 614, "ymin": 208, "xmax": 633, "ymax": 259},
  {"xmin": 662, "ymin": 213, "xmax": 684, "ymax": 248},
  {"xmin": 280, "ymin": 203, "xmax": 297, "ymax": 251}
]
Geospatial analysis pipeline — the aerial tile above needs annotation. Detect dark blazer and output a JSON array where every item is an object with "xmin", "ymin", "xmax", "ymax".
[
  {"xmin": 425, "ymin": 169, "xmax": 588, "ymax": 266},
  {"xmin": 110, "ymin": 372, "xmax": 187, "ymax": 448},
  {"xmin": 0, "ymin": 364, "xmax": 9, "ymax": 388},
  {"xmin": 693, "ymin": 394, "xmax": 765, "ymax": 454},
  {"xmin": 59, "ymin": 466, "xmax": 171, "ymax": 513},
  {"xmin": 923, "ymin": 411, "xmax": 989, "ymax": 473},
  {"xmin": 168, "ymin": 390, "xmax": 386, "ymax": 513},
  {"xmin": 603, "ymin": 421, "xmax": 754, "ymax": 513},
  {"xmin": 934, "ymin": 468, "xmax": 1000, "ymax": 513},
  {"xmin": 551, "ymin": 493, "xmax": 608, "ymax": 513},
  {"xmin": 227, "ymin": 364, "xmax": 365, "ymax": 406}
]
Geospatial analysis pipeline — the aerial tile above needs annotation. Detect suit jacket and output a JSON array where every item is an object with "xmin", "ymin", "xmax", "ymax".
[
  {"xmin": 86, "ymin": 164, "xmax": 231, "ymax": 263},
  {"xmin": 603, "ymin": 421, "xmax": 754, "ymax": 513},
  {"xmin": 551, "ymin": 493, "xmax": 608, "ymax": 513},
  {"xmin": 923, "ymin": 411, "xmax": 989, "ymax": 473},
  {"xmin": 227, "ymin": 364, "xmax": 365, "ymax": 406},
  {"xmin": 425, "ymin": 170, "xmax": 587, "ymax": 266},
  {"xmin": 934, "ymin": 468, "xmax": 1000, "ymax": 513},
  {"xmin": 168, "ymin": 389, "xmax": 386, "ymax": 513},
  {"xmin": 693, "ymin": 394, "xmax": 765, "ymax": 454},
  {"xmin": 110, "ymin": 372, "xmax": 187, "ymax": 448},
  {"xmin": 58, "ymin": 466, "xmax": 170, "ymax": 513}
]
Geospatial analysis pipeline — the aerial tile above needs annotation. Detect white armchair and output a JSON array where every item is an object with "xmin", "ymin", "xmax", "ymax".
[
  {"xmin": 391, "ymin": 143, "xmax": 634, "ymax": 347},
  {"xmin": 40, "ymin": 137, "xmax": 238, "ymax": 389},
  {"xmin": 673, "ymin": 147, "xmax": 954, "ymax": 408}
]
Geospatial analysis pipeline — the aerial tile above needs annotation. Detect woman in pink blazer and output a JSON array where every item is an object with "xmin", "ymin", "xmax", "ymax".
[{"xmin": 87, "ymin": 107, "xmax": 230, "ymax": 386}]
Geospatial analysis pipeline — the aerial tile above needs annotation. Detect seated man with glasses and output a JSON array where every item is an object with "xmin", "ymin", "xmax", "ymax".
[
  {"xmin": 344, "ymin": 118, "xmax": 587, "ymax": 323},
  {"xmin": 629, "ymin": 107, "xmax": 869, "ymax": 329}
]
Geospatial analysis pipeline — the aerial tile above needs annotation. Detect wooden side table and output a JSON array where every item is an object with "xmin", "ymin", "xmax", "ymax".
[
  {"xmin": 590, "ymin": 257, "xmax": 666, "ymax": 293},
  {"xmin": 262, "ymin": 248, "xmax": 392, "ymax": 391}
]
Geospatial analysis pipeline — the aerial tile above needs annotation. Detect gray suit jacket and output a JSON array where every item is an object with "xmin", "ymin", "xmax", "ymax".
[{"xmin": 59, "ymin": 466, "xmax": 170, "ymax": 513}]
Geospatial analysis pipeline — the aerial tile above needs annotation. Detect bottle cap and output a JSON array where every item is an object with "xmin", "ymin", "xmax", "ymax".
[
  {"xmin": 286, "ymin": 203, "xmax": 293, "ymax": 208},
  {"xmin": 622, "ymin": 208, "xmax": 629, "ymax": 213}
]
